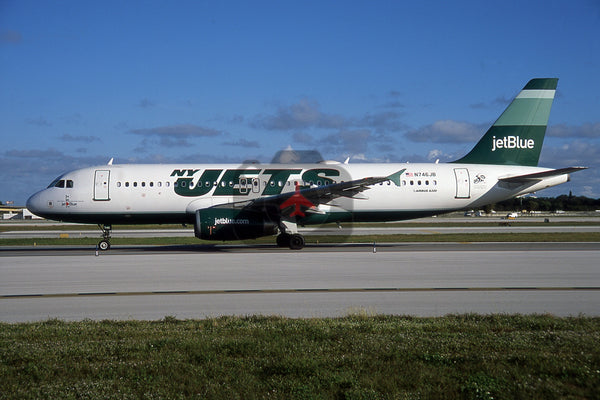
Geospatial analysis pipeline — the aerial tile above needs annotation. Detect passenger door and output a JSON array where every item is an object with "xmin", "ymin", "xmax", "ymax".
[
  {"xmin": 94, "ymin": 170, "xmax": 110, "ymax": 201},
  {"xmin": 454, "ymin": 168, "xmax": 470, "ymax": 199}
]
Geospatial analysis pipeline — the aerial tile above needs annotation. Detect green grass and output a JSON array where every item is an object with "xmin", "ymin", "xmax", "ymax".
[
  {"xmin": 2, "ymin": 220, "xmax": 600, "ymax": 232},
  {"xmin": 1, "ymin": 315, "xmax": 599, "ymax": 399},
  {"xmin": 1, "ymin": 232, "xmax": 600, "ymax": 248}
]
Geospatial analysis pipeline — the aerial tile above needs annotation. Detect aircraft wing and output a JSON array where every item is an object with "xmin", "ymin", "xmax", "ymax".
[
  {"xmin": 209, "ymin": 168, "xmax": 406, "ymax": 218},
  {"xmin": 498, "ymin": 167, "xmax": 587, "ymax": 184}
]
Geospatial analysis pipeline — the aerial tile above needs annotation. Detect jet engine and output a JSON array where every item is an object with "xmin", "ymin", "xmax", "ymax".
[{"xmin": 194, "ymin": 208, "xmax": 277, "ymax": 240}]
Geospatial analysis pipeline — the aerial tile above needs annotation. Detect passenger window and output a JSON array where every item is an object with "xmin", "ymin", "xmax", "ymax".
[
  {"xmin": 166, "ymin": 182, "xmax": 170, "ymax": 187},
  {"xmin": 150, "ymin": 182, "xmax": 154, "ymax": 187},
  {"xmin": 157, "ymin": 182, "xmax": 162, "ymax": 187},
  {"xmin": 117, "ymin": 182, "xmax": 122, "ymax": 188},
  {"xmin": 141, "ymin": 182, "xmax": 146, "ymax": 187},
  {"xmin": 133, "ymin": 182, "xmax": 138, "ymax": 187},
  {"xmin": 125, "ymin": 182, "xmax": 130, "ymax": 187}
]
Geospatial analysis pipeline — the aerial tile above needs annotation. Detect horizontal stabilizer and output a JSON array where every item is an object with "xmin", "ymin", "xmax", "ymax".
[
  {"xmin": 499, "ymin": 167, "xmax": 587, "ymax": 183},
  {"xmin": 386, "ymin": 169, "xmax": 405, "ymax": 186}
]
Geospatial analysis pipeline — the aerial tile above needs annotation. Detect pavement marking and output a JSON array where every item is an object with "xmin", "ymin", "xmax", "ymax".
[{"xmin": 3, "ymin": 286, "xmax": 600, "ymax": 299}]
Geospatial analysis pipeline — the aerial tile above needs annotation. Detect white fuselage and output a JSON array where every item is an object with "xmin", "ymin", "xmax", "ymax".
[{"xmin": 26, "ymin": 162, "xmax": 569, "ymax": 225}]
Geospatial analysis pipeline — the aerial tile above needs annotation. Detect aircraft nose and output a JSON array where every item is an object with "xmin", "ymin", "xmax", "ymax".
[{"xmin": 26, "ymin": 191, "xmax": 45, "ymax": 217}]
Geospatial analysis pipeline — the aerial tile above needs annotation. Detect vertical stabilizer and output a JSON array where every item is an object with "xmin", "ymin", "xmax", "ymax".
[{"xmin": 453, "ymin": 78, "xmax": 558, "ymax": 166}]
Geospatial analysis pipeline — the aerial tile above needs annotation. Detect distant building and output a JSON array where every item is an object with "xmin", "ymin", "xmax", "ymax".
[{"xmin": 0, "ymin": 206, "xmax": 44, "ymax": 220}]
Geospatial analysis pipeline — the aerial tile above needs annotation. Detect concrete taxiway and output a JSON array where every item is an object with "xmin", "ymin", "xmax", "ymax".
[{"xmin": 1, "ymin": 242, "xmax": 599, "ymax": 322}]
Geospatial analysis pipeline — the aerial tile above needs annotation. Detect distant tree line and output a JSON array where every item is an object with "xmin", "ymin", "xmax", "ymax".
[{"xmin": 485, "ymin": 193, "xmax": 600, "ymax": 213}]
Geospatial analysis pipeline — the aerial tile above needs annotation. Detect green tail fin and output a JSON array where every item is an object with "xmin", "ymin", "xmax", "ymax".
[{"xmin": 453, "ymin": 78, "xmax": 558, "ymax": 166}]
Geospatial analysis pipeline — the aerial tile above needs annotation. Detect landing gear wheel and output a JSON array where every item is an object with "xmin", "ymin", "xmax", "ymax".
[
  {"xmin": 97, "ymin": 224, "xmax": 112, "ymax": 251},
  {"xmin": 276, "ymin": 233, "xmax": 291, "ymax": 248},
  {"xmin": 289, "ymin": 233, "xmax": 305, "ymax": 250}
]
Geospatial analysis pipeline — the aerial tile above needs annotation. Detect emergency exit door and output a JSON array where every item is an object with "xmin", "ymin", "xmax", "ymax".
[
  {"xmin": 94, "ymin": 170, "xmax": 110, "ymax": 201},
  {"xmin": 454, "ymin": 168, "xmax": 470, "ymax": 199}
]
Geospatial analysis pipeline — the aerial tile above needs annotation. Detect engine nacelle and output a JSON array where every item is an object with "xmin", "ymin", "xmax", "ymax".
[{"xmin": 194, "ymin": 208, "xmax": 278, "ymax": 241}]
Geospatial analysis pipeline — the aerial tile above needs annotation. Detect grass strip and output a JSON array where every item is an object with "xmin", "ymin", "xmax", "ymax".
[
  {"xmin": 2, "ymin": 220, "xmax": 600, "ymax": 232},
  {"xmin": 1, "ymin": 232, "xmax": 600, "ymax": 247},
  {"xmin": 1, "ymin": 314, "xmax": 599, "ymax": 399}
]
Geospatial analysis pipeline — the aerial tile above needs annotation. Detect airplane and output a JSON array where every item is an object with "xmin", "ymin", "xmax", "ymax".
[{"xmin": 26, "ymin": 78, "xmax": 586, "ymax": 250}]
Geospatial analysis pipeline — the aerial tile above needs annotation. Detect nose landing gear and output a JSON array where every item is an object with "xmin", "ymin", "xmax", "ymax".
[{"xmin": 97, "ymin": 224, "xmax": 112, "ymax": 250}]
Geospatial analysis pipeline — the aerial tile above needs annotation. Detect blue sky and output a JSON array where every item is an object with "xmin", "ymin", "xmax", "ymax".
[{"xmin": 1, "ymin": 0, "xmax": 599, "ymax": 204}]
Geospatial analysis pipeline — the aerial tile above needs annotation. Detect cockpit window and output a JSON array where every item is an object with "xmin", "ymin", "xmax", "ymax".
[
  {"xmin": 47, "ymin": 177, "xmax": 62, "ymax": 188},
  {"xmin": 46, "ymin": 177, "xmax": 74, "ymax": 189}
]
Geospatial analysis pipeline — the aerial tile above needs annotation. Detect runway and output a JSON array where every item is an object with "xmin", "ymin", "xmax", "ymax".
[{"xmin": 1, "ymin": 242, "xmax": 599, "ymax": 322}]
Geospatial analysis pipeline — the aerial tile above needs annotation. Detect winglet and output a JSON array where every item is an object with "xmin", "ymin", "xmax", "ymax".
[{"xmin": 386, "ymin": 169, "xmax": 406, "ymax": 186}]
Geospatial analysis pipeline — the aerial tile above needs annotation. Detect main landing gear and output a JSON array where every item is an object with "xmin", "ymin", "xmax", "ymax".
[
  {"xmin": 97, "ymin": 224, "xmax": 112, "ymax": 251},
  {"xmin": 277, "ymin": 221, "xmax": 305, "ymax": 250},
  {"xmin": 276, "ymin": 220, "xmax": 305, "ymax": 250},
  {"xmin": 276, "ymin": 232, "xmax": 305, "ymax": 250}
]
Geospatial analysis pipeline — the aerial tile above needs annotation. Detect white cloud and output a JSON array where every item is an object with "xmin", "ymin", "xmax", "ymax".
[
  {"xmin": 406, "ymin": 120, "xmax": 486, "ymax": 143},
  {"xmin": 59, "ymin": 134, "xmax": 101, "ymax": 143},
  {"xmin": 547, "ymin": 123, "xmax": 600, "ymax": 138},
  {"xmin": 427, "ymin": 149, "xmax": 445, "ymax": 161},
  {"xmin": 251, "ymin": 99, "xmax": 405, "ymax": 133},
  {"xmin": 129, "ymin": 124, "xmax": 223, "ymax": 148},
  {"xmin": 251, "ymin": 99, "xmax": 347, "ymax": 131}
]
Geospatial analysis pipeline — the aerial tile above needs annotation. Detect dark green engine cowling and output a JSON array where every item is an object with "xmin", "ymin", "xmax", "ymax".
[{"xmin": 194, "ymin": 208, "xmax": 278, "ymax": 240}]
